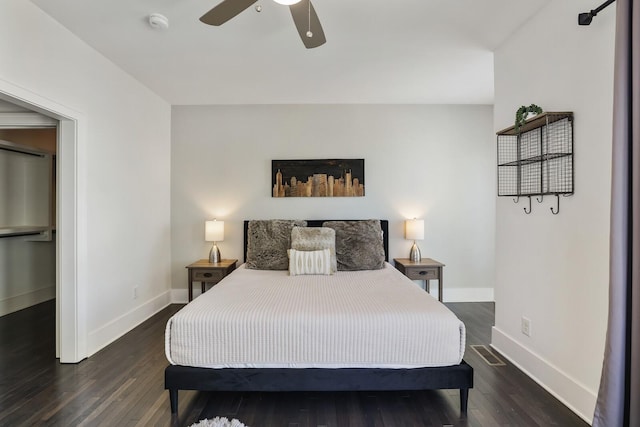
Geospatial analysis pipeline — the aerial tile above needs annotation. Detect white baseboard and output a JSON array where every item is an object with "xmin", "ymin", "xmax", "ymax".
[
  {"xmin": 491, "ymin": 326, "xmax": 596, "ymax": 424},
  {"xmin": 442, "ymin": 287, "xmax": 494, "ymax": 302},
  {"xmin": 408, "ymin": 279, "xmax": 494, "ymax": 302},
  {"xmin": 171, "ymin": 288, "xmax": 200, "ymax": 304},
  {"xmin": 171, "ymin": 289, "xmax": 187, "ymax": 304},
  {"xmin": 0, "ymin": 286, "xmax": 55, "ymax": 317},
  {"xmin": 87, "ymin": 291, "xmax": 172, "ymax": 357}
]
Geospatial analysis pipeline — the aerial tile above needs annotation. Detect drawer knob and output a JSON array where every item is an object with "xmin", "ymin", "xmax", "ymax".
[
  {"xmin": 204, "ymin": 273, "xmax": 213, "ymax": 278},
  {"xmin": 419, "ymin": 271, "xmax": 427, "ymax": 275}
]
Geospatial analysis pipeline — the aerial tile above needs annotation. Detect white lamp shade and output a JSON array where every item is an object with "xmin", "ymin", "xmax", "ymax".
[
  {"xmin": 405, "ymin": 219, "xmax": 424, "ymax": 240},
  {"xmin": 273, "ymin": 0, "xmax": 301, "ymax": 4},
  {"xmin": 205, "ymin": 220, "xmax": 224, "ymax": 242}
]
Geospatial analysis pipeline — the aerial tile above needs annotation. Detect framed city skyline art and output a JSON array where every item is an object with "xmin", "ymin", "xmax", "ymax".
[{"xmin": 272, "ymin": 159, "xmax": 365, "ymax": 198}]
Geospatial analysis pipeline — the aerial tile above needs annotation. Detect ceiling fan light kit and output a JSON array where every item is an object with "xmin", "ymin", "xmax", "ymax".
[
  {"xmin": 200, "ymin": 0, "xmax": 325, "ymax": 48},
  {"xmin": 273, "ymin": 0, "xmax": 301, "ymax": 5},
  {"xmin": 148, "ymin": 13, "xmax": 169, "ymax": 30}
]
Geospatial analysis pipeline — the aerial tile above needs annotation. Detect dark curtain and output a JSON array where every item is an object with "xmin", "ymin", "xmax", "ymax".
[{"xmin": 593, "ymin": 0, "xmax": 640, "ymax": 426}]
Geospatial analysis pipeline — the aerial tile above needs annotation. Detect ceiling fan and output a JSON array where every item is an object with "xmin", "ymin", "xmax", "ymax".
[{"xmin": 199, "ymin": 0, "xmax": 326, "ymax": 49}]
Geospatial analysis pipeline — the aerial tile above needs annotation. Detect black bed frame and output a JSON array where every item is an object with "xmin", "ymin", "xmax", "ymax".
[{"xmin": 165, "ymin": 220, "xmax": 473, "ymax": 415}]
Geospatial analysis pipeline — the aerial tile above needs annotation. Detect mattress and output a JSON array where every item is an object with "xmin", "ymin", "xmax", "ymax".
[{"xmin": 165, "ymin": 262, "xmax": 465, "ymax": 369}]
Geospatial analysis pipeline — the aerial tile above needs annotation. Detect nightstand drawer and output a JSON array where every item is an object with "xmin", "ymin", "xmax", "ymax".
[
  {"xmin": 404, "ymin": 267, "xmax": 438, "ymax": 281},
  {"xmin": 192, "ymin": 269, "xmax": 225, "ymax": 283},
  {"xmin": 186, "ymin": 259, "xmax": 237, "ymax": 301},
  {"xmin": 393, "ymin": 258, "xmax": 444, "ymax": 302}
]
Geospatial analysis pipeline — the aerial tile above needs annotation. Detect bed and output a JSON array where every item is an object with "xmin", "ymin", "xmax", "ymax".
[{"xmin": 165, "ymin": 219, "xmax": 473, "ymax": 415}]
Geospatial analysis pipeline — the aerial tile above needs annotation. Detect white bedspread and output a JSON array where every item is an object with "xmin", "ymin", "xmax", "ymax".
[{"xmin": 165, "ymin": 263, "xmax": 465, "ymax": 369}]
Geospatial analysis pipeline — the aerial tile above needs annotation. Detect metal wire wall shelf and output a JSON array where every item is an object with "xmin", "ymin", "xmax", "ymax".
[{"xmin": 497, "ymin": 112, "xmax": 574, "ymax": 214}]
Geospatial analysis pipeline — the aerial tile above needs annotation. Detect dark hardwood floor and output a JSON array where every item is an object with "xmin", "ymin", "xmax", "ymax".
[{"xmin": 0, "ymin": 300, "xmax": 589, "ymax": 427}]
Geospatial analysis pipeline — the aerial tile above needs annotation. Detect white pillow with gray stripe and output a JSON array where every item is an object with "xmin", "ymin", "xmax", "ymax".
[{"xmin": 288, "ymin": 249, "xmax": 332, "ymax": 276}]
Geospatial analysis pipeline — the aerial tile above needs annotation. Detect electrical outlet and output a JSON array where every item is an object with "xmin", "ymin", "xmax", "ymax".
[
  {"xmin": 133, "ymin": 286, "xmax": 138, "ymax": 299},
  {"xmin": 521, "ymin": 316, "xmax": 531, "ymax": 337}
]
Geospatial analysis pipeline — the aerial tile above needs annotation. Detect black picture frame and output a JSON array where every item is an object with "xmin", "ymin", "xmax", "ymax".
[{"xmin": 272, "ymin": 159, "xmax": 365, "ymax": 197}]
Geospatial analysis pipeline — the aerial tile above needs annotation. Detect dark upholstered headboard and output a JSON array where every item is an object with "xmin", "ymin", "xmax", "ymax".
[{"xmin": 243, "ymin": 220, "xmax": 389, "ymax": 263}]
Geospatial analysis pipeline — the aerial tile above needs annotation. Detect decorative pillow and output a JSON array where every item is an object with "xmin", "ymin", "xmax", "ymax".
[
  {"xmin": 291, "ymin": 226, "xmax": 337, "ymax": 273},
  {"xmin": 245, "ymin": 220, "xmax": 307, "ymax": 270},
  {"xmin": 288, "ymin": 249, "xmax": 332, "ymax": 276},
  {"xmin": 323, "ymin": 220, "xmax": 385, "ymax": 271}
]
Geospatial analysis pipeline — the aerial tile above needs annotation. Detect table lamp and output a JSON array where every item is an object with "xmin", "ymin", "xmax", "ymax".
[
  {"xmin": 205, "ymin": 220, "xmax": 224, "ymax": 263},
  {"xmin": 405, "ymin": 218, "xmax": 424, "ymax": 262}
]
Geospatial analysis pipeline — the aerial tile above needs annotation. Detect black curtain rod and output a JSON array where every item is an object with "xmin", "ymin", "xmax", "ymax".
[{"xmin": 579, "ymin": 0, "xmax": 616, "ymax": 25}]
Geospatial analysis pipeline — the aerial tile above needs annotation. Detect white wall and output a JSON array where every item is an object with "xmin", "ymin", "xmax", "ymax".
[
  {"xmin": 0, "ymin": 0, "xmax": 172, "ymax": 356},
  {"xmin": 492, "ymin": 0, "xmax": 615, "ymax": 422},
  {"xmin": 171, "ymin": 104, "xmax": 495, "ymax": 302}
]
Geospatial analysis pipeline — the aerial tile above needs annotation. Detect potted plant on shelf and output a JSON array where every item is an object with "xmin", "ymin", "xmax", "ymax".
[{"xmin": 515, "ymin": 104, "xmax": 543, "ymax": 132}]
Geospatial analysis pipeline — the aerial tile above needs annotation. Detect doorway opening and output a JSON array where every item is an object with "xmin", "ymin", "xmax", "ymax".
[{"xmin": 0, "ymin": 84, "xmax": 85, "ymax": 363}]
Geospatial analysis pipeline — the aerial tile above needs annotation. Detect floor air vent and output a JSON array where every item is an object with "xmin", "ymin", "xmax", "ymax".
[{"xmin": 471, "ymin": 344, "xmax": 506, "ymax": 366}]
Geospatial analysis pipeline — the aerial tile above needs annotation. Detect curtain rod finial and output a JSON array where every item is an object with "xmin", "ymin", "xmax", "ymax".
[{"xmin": 578, "ymin": 12, "xmax": 594, "ymax": 25}]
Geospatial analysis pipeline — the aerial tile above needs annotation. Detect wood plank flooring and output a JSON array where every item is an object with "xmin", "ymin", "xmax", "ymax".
[{"xmin": 0, "ymin": 300, "xmax": 589, "ymax": 426}]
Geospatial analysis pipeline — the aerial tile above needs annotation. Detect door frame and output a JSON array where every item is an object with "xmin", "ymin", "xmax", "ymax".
[{"xmin": 0, "ymin": 78, "xmax": 87, "ymax": 363}]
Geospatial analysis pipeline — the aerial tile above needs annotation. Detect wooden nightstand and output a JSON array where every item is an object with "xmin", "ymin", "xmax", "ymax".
[
  {"xmin": 186, "ymin": 259, "xmax": 237, "ymax": 301},
  {"xmin": 393, "ymin": 258, "xmax": 445, "ymax": 302}
]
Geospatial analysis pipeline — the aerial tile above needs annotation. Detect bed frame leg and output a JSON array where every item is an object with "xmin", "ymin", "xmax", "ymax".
[
  {"xmin": 169, "ymin": 389, "xmax": 178, "ymax": 414},
  {"xmin": 460, "ymin": 388, "xmax": 469, "ymax": 415}
]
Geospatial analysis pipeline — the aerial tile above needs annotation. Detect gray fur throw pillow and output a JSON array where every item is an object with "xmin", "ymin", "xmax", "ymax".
[
  {"xmin": 323, "ymin": 220, "xmax": 385, "ymax": 271},
  {"xmin": 246, "ymin": 220, "xmax": 307, "ymax": 270}
]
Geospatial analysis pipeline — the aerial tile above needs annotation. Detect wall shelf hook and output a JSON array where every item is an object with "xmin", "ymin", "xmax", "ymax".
[
  {"xmin": 513, "ymin": 196, "xmax": 520, "ymax": 203},
  {"xmin": 550, "ymin": 194, "xmax": 560, "ymax": 215},
  {"xmin": 524, "ymin": 196, "xmax": 532, "ymax": 214},
  {"xmin": 536, "ymin": 195, "xmax": 544, "ymax": 203}
]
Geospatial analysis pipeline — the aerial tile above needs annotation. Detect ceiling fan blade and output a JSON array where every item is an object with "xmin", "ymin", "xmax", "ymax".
[
  {"xmin": 200, "ymin": 0, "xmax": 258, "ymax": 26},
  {"xmin": 290, "ymin": 0, "xmax": 326, "ymax": 49}
]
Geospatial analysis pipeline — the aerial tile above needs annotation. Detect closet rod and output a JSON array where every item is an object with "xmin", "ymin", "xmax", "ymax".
[
  {"xmin": 0, "ymin": 144, "xmax": 45, "ymax": 157},
  {"xmin": 579, "ymin": 0, "xmax": 616, "ymax": 25}
]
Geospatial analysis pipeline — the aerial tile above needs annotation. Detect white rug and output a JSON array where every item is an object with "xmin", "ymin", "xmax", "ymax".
[{"xmin": 189, "ymin": 416, "xmax": 247, "ymax": 427}]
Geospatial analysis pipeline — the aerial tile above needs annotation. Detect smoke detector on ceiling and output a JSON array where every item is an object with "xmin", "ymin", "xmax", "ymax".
[{"xmin": 148, "ymin": 13, "xmax": 169, "ymax": 30}]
